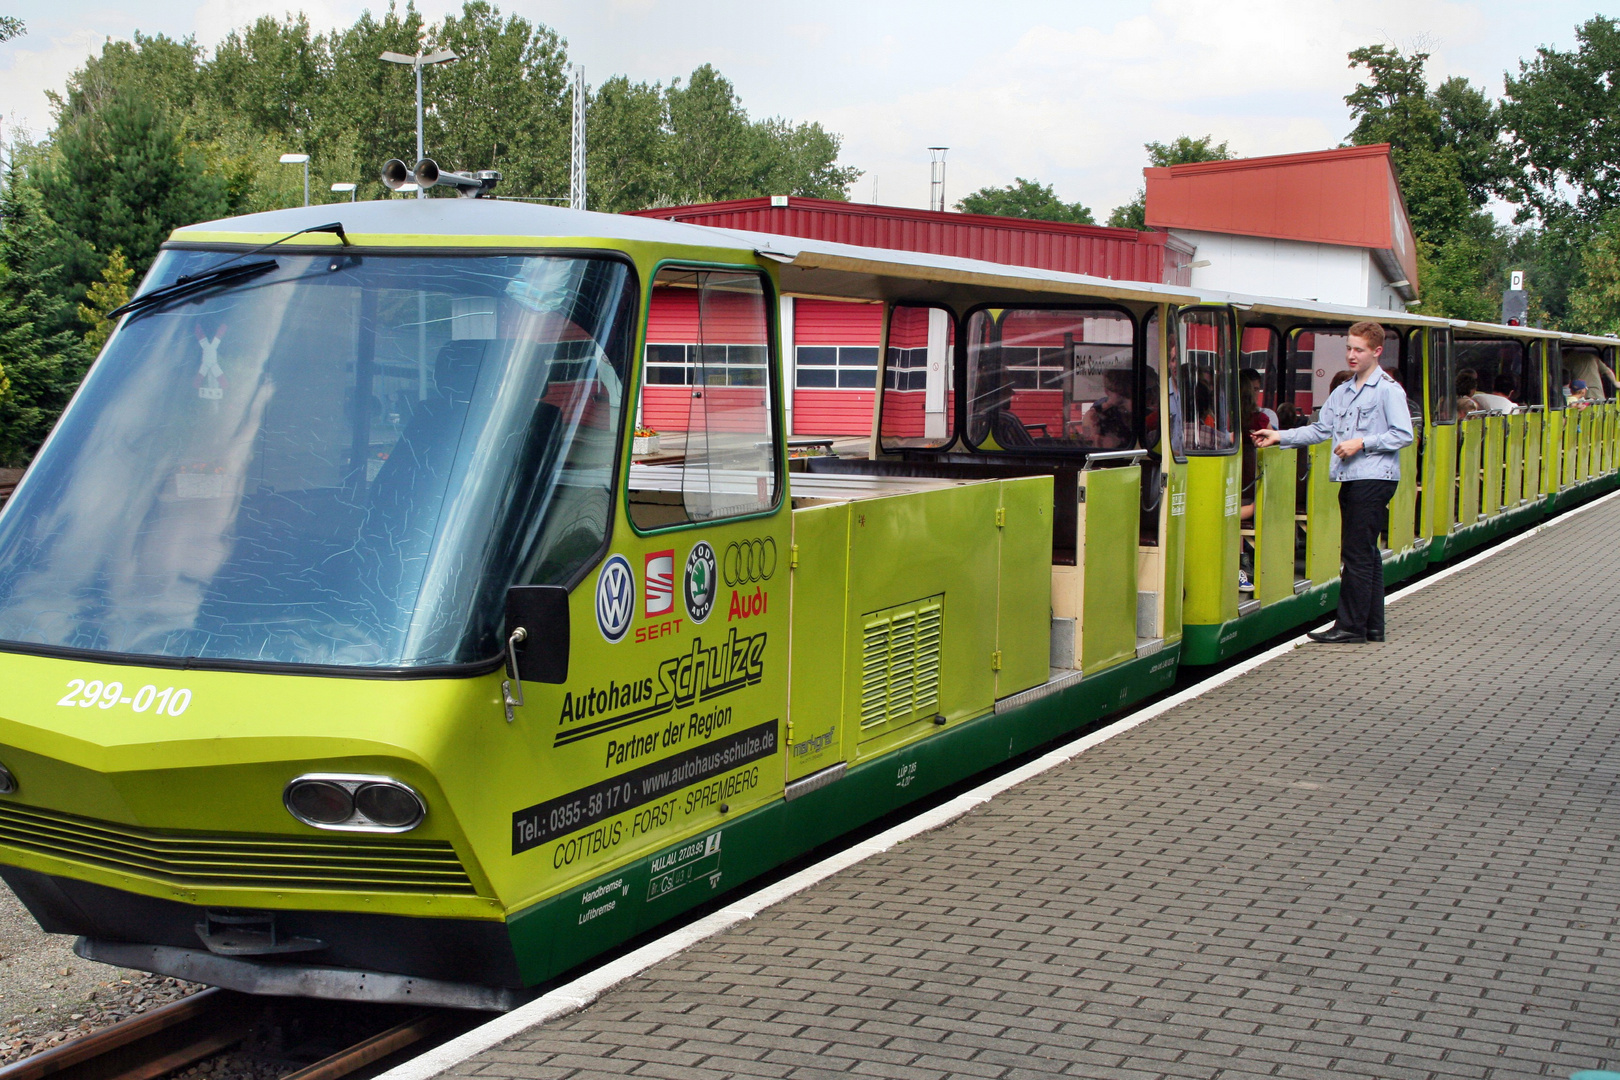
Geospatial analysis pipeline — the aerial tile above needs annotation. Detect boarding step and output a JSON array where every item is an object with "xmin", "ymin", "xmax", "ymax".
[{"xmin": 1238, "ymin": 598, "xmax": 1261, "ymax": 617}]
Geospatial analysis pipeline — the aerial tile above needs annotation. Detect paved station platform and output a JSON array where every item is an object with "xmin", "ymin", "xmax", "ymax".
[{"xmin": 448, "ymin": 495, "xmax": 1620, "ymax": 1080}]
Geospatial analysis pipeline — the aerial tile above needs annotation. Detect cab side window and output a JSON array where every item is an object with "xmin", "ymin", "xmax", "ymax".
[
  {"xmin": 880, "ymin": 304, "xmax": 956, "ymax": 450},
  {"xmin": 629, "ymin": 267, "xmax": 779, "ymax": 529}
]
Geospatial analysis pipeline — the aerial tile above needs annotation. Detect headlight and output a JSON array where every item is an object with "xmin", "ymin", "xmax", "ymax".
[
  {"xmin": 284, "ymin": 774, "xmax": 425, "ymax": 832},
  {"xmin": 0, "ymin": 761, "xmax": 16, "ymax": 795}
]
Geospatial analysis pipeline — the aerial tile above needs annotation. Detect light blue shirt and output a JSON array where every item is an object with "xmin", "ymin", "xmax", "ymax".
[{"xmin": 1276, "ymin": 367, "xmax": 1415, "ymax": 482}]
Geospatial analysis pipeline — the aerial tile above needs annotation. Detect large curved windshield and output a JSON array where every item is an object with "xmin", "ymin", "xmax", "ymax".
[{"xmin": 0, "ymin": 250, "xmax": 635, "ymax": 669}]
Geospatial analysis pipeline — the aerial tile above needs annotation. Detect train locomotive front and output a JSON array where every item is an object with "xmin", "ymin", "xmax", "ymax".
[{"xmin": 0, "ymin": 201, "xmax": 759, "ymax": 1009}]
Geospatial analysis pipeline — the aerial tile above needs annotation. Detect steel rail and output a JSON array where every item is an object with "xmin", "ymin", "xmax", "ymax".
[
  {"xmin": 277, "ymin": 1012, "xmax": 457, "ymax": 1080},
  {"xmin": 0, "ymin": 988, "xmax": 257, "ymax": 1080}
]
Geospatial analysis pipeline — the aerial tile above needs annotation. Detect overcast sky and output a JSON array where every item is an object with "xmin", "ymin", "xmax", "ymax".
[{"xmin": 0, "ymin": 0, "xmax": 1607, "ymax": 217}]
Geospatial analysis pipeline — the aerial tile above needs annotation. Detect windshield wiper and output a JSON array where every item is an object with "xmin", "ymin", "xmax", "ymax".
[
  {"xmin": 105, "ymin": 259, "xmax": 279, "ymax": 321},
  {"xmin": 106, "ymin": 222, "xmax": 351, "ymax": 322}
]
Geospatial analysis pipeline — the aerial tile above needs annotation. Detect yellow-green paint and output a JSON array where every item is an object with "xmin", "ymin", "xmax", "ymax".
[
  {"xmin": 1253, "ymin": 446, "xmax": 1296, "ymax": 607},
  {"xmin": 1422, "ymin": 423, "xmax": 1457, "ymax": 539},
  {"xmin": 0, "ymin": 652, "xmax": 506, "ymax": 919},
  {"xmin": 785, "ymin": 502, "xmax": 850, "ymax": 782},
  {"xmin": 996, "ymin": 478, "xmax": 1055, "ymax": 695},
  {"xmin": 1562, "ymin": 409, "xmax": 1578, "ymax": 489},
  {"xmin": 1388, "ymin": 441, "xmax": 1418, "ymax": 552},
  {"xmin": 1542, "ymin": 410, "xmax": 1563, "ymax": 493},
  {"xmin": 1482, "ymin": 416, "xmax": 1505, "ymax": 516},
  {"xmin": 1182, "ymin": 454, "xmax": 1241, "ymax": 628},
  {"xmin": 1456, "ymin": 417, "xmax": 1482, "ymax": 527},
  {"xmin": 1080, "ymin": 466, "xmax": 1141, "ymax": 675},
  {"xmin": 1504, "ymin": 414, "xmax": 1525, "ymax": 509},
  {"xmin": 1524, "ymin": 412, "xmax": 1543, "ymax": 500},
  {"xmin": 1159, "ymin": 459, "xmax": 1188, "ymax": 644},
  {"xmin": 1305, "ymin": 442, "xmax": 1341, "ymax": 585}
]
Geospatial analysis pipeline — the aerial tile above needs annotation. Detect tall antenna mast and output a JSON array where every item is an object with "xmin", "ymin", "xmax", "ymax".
[
  {"xmin": 570, "ymin": 66, "xmax": 587, "ymax": 211},
  {"xmin": 928, "ymin": 147, "xmax": 948, "ymax": 213}
]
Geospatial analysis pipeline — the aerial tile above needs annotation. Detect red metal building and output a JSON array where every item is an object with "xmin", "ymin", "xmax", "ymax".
[{"xmin": 631, "ymin": 197, "xmax": 1194, "ymax": 436}]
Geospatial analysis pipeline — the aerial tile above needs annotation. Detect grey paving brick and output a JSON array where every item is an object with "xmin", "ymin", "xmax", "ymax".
[{"xmin": 450, "ymin": 496, "xmax": 1620, "ymax": 1079}]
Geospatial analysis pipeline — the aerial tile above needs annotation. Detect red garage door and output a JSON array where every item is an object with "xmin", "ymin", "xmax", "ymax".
[
  {"xmin": 793, "ymin": 300, "xmax": 881, "ymax": 436},
  {"xmin": 641, "ymin": 284, "xmax": 769, "ymax": 432}
]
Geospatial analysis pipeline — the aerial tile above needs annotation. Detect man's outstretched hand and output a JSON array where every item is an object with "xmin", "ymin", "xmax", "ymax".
[{"xmin": 1252, "ymin": 428, "xmax": 1280, "ymax": 447}]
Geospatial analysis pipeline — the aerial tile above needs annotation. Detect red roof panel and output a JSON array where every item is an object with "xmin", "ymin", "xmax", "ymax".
[
  {"xmin": 627, "ymin": 196, "xmax": 1193, "ymax": 286},
  {"xmin": 1143, "ymin": 144, "xmax": 1418, "ymax": 288}
]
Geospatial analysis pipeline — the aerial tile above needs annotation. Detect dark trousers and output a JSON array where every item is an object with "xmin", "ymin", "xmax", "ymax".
[{"xmin": 1336, "ymin": 479, "xmax": 1398, "ymax": 636}]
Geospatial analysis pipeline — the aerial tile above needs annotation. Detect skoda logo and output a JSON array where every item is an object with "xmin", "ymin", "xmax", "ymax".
[
  {"xmin": 722, "ymin": 537, "xmax": 777, "ymax": 587},
  {"xmin": 595, "ymin": 555, "xmax": 635, "ymax": 643},
  {"xmin": 684, "ymin": 541, "xmax": 718, "ymax": 624}
]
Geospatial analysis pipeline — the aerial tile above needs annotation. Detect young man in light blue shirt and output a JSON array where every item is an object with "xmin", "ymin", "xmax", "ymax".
[{"xmin": 1253, "ymin": 320, "xmax": 1414, "ymax": 643}]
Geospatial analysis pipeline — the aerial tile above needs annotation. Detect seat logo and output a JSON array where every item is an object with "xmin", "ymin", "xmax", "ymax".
[
  {"xmin": 596, "ymin": 555, "xmax": 635, "ymax": 643},
  {"xmin": 684, "ymin": 541, "xmax": 718, "ymax": 624},
  {"xmin": 645, "ymin": 550, "xmax": 674, "ymax": 617},
  {"xmin": 722, "ymin": 537, "xmax": 777, "ymax": 587}
]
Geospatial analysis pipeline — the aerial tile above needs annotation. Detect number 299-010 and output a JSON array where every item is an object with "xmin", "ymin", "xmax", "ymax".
[{"xmin": 56, "ymin": 680, "xmax": 192, "ymax": 716}]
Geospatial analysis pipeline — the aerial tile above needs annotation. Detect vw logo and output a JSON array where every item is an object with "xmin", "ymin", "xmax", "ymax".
[
  {"xmin": 722, "ymin": 537, "xmax": 777, "ymax": 587},
  {"xmin": 595, "ymin": 555, "xmax": 635, "ymax": 643}
]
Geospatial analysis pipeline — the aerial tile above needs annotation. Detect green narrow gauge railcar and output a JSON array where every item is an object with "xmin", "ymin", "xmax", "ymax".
[{"xmin": 0, "ymin": 191, "xmax": 1614, "ymax": 1008}]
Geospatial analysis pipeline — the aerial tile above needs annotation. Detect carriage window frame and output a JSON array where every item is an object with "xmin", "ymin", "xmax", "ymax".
[
  {"xmin": 1546, "ymin": 339, "xmax": 1564, "ymax": 411},
  {"xmin": 1144, "ymin": 307, "xmax": 1185, "ymax": 464},
  {"xmin": 1430, "ymin": 328, "xmax": 1456, "ymax": 424},
  {"xmin": 960, "ymin": 301, "xmax": 1142, "ymax": 457},
  {"xmin": 627, "ymin": 261, "xmax": 785, "ymax": 535},
  {"xmin": 878, "ymin": 301, "xmax": 958, "ymax": 454},
  {"xmin": 1176, "ymin": 305, "xmax": 1239, "ymax": 457}
]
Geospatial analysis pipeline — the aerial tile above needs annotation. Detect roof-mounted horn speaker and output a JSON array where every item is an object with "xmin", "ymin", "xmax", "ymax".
[{"xmin": 381, "ymin": 158, "xmax": 414, "ymax": 191}]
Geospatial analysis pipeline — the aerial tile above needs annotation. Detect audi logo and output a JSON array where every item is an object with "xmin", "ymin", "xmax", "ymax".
[{"xmin": 723, "ymin": 538, "xmax": 777, "ymax": 586}]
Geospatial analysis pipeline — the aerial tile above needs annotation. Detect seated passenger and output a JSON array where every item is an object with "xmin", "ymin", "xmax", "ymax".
[
  {"xmin": 1568, "ymin": 378, "xmax": 1593, "ymax": 407},
  {"xmin": 1079, "ymin": 369, "xmax": 1134, "ymax": 448},
  {"xmin": 1475, "ymin": 373, "xmax": 1516, "ymax": 412},
  {"xmin": 1456, "ymin": 368, "xmax": 1483, "ymax": 416}
]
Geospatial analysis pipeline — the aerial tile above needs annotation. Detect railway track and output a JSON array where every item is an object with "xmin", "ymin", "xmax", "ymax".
[{"xmin": 0, "ymin": 988, "xmax": 474, "ymax": 1080}]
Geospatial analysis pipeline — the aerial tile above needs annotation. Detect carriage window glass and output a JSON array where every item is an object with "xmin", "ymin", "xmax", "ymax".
[
  {"xmin": 880, "ymin": 304, "xmax": 955, "ymax": 451},
  {"xmin": 965, "ymin": 307, "xmax": 1136, "ymax": 452},
  {"xmin": 1238, "ymin": 325, "xmax": 1280, "ymax": 436},
  {"xmin": 1455, "ymin": 337, "xmax": 1527, "ymax": 412},
  {"xmin": 0, "ymin": 252, "xmax": 636, "ymax": 669},
  {"xmin": 1144, "ymin": 309, "xmax": 1183, "ymax": 462},
  {"xmin": 1563, "ymin": 346, "xmax": 1609, "ymax": 402},
  {"xmin": 630, "ymin": 268, "xmax": 778, "ymax": 529},
  {"xmin": 1430, "ymin": 329, "xmax": 1455, "ymax": 423},
  {"xmin": 1176, "ymin": 308, "xmax": 1235, "ymax": 454}
]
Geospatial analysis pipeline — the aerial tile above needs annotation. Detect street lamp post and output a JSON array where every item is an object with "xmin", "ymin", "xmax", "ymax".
[
  {"xmin": 379, "ymin": 48, "xmax": 458, "ymax": 199},
  {"xmin": 279, "ymin": 153, "xmax": 310, "ymax": 207},
  {"xmin": 331, "ymin": 182, "xmax": 357, "ymax": 202}
]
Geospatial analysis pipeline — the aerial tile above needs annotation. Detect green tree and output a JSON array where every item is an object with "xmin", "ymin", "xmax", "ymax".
[
  {"xmin": 1344, "ymin": 43, "xmax": 1507, "ymax": 320},
  {"xmin": 0, "ymin": 177, "xmax": 93, "ymax": 466},
  {"xmin": 956, "ymin": 177, "xmax": 1093, "ymax": 223},
  {"xmin": 751, "ymin": 116, "xmax": 860, "ymax": 201},
  {"xmin": 1106, "ymin": 135, "xmax": 1231, "ymax": 228},
  {"xmin": 53, "ymin": 32, "xmax": 203, "ymax": 122},
  {"xmin": 1568, "ymin": 209, "xmax": 1620, "ymax": 334},
  {"xmin": 35, "ymin": 94, "xmax": 229, "ymax": 289},
  {"xmin": 587, "ymin": 75, "xmax": 668, "ymax": 211},
  {"xmin": 430, "ymin": 2, "xmax": 570, "ymax": 199},
  {"xmin": 0, "ymin": 16, "xmax": 22, "ymax": 41},
  {"xmin": 77, "ymin": 249, "xmax": 133, "ymax": 353},
  {"xmin": 664, "ymin": 64, "xmax": 756, "ymax": 202},
  {"xmin": 1500, "ymin": 17, "xmax": 1620, "ymax": 230}
]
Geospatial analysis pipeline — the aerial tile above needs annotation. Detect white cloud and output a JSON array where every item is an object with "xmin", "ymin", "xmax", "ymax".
[{"xmin": 818, "ymin": 0, "xmax": 1494, "ymax": 216}]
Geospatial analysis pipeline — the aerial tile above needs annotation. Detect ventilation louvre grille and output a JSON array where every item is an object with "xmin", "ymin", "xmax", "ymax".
[
  {"xmin": 859, "ymin": 595, "xmax": 944, "ymax": 730},
  {"xmin": 0, "ymin": 802, "xmax": 476, "ymax": 894}
]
